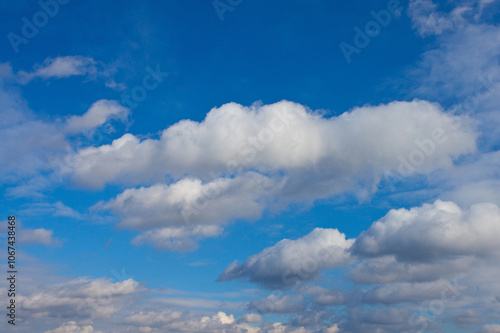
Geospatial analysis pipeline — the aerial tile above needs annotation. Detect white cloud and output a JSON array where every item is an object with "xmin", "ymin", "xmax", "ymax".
[
  {"xmin": 20, "ymin": 277, "xmax": 143, "ymax": 319},
  {"xmin": 219, "ymin": 228, "xmax": 354, "ymax": 288},
  {"xmin": 432, "ymin": 151, "xmax": 500, "ymax": 207},
  {"xmin": 15, "ymin": 56, "xmax": 125, "ymax": 90},
  {"xmin": 408, "ymin": 0, "xmax": 471, "ymax": 37},
  {"xmin": 217, "ymin": 198, "xmax": 500, "ymax": 331},
  {"xmin": 19, "ymin": 228, "xmax": 62, "ymax": 246},
  {"xmin": 64, "ymin": 99, "xmax": 129, "ymax": 134},
  {"xmin": 0, "ymin": 65, "xmax": 129, "ymax": 195},
  {"xmin": 123, "ymin": 309, "xmax": 287, "ymax": 333},
  {"xmin": 44, "ymin": 321, "xmax": 98, "ymax": 333},
  {"xmin": 477, "ymin": 324, "xmax": 500, "ymax": 333},
  {"xmin": 240, "ymin": 313, "xmax": 262, "ymax": 323},
  {"xmin": 18, "ymin": 56, "xmax": 98, "ymax": 83},
  {"xmin": 132, "ymin": 225, "xmax": 224, "ymax": 252},
  {"xmin": 352, "ymin": 200, "xmax": 500, "ymax": 261},
  {"xmin": 67, "ymin": 100, "xmax": 477, "ymax": 190},
  {"xmin": 97, "ymin": 172, "xmax": 280, "ymax": 229},
  {"xmin": 0, "ymin": 221, "xmax": 61, "ymax": 247},
  {"xmin": 96, "ymin": 172, "xmax": 282, "ymax": 251},
  {"xmin": 408, "ymin": 0, "xmax": 500, "ymax": 151},
  {"xmin": 79, "ymin": 99, "xmax": 476, "ymax": 251}
]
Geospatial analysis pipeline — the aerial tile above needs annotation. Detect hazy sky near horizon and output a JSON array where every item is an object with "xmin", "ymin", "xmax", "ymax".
[{"xmin": 1, "ymin": 0, "xmax": 500, "ymax": 332}]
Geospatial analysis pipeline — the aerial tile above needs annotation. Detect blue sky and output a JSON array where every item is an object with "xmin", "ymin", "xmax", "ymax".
[{"xmin": 1, "ymin": 0, "xmax": 500, "ymax": 332}]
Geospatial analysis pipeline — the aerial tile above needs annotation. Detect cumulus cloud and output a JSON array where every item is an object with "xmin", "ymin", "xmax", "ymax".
[
  {"xmin": 219, "ymin": 228, "xmax": 354, "ymax": 288},
  {"xmin": 352, "ymin": 200, "xmax": 500, "ymax": 261},
  {"xmin": 124, "ymin": 310, "xmax": 184, "ymax": 327},
  {"xmin": 122, "ymin": 309, "xmax": 295, "ymax": 333},
  {"xmin": 97, "ymin": 172, "xmax": 281, "ymax": 230},
  {"xmin": 67, "ymin": 99, "xmax": 476, "ymax": 190},
  {"xmin": 83, "ymin": 99, "xmax": 476, "ymax": 251},
  {"xmin": 219, "ymin": 200, "xmax": 500, "ymax": 289},
  {"xmin": 95, "ymin": 172, "xmax": 283, "ymax": 250},
  {"xmin": 44, "ymin": 321, "xmax": 98, "ymax": 333},
  {"xmin": 214, "ymin": 199, "xmax": 500, "ymax": 332}
]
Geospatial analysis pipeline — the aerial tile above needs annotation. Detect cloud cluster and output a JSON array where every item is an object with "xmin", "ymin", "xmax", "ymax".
[
  {"xmin": 221, "ymin": 200, "xmax": 500, "ymax": 288},
  {"xmin": 68, "ymin": 99, "xmax": 476, "ymax": 189},
  {"xmin": 216, "ymin": 198, "xmax": 500, "ymax": 331},
  {"xmin": 0, "ymin": 272, "xmax": 328, "ymax": 333},
  {"xmin": 85, "ymin": 99, "xmax": 476, "ymax": 250},
  {"xmin": 20, "ymin": 277, "xmax": 142, "ymax": 319}
]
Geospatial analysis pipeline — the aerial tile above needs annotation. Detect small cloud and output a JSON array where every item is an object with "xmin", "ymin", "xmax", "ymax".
[
  {"xmin": 64, "ymin": 99, "xmax": 129, "ymax": 134},
  {"xmin": 18, "ymin": 56, "xmax": 98, "ymax": 83},
  {"xmin": 16, "ymin": 55, "xmax": 124, "ymax": 90},
  {"xmin": 19, "ymin": 228, "xmax": 63, "ymax": 247}
]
